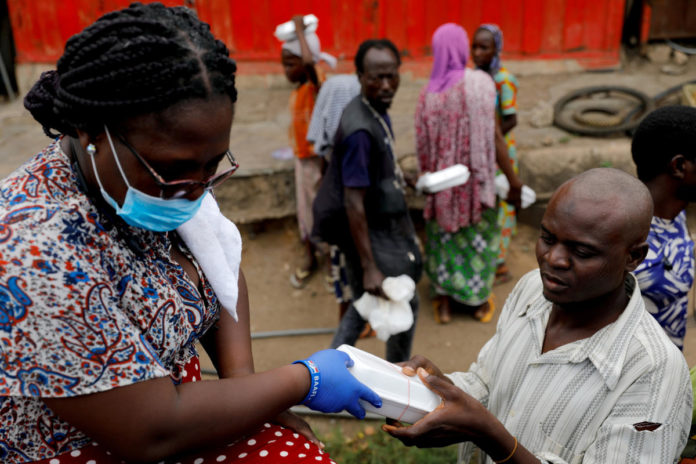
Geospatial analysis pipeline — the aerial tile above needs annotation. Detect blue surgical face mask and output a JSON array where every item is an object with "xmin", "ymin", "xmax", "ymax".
[{"xmin": 87, "ymin": 126, "xmax": 205, "ymax": 232}]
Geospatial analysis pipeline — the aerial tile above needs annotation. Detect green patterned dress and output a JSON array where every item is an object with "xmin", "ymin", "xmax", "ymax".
[{"xmin": 425, "ymin": 208, "xmax": 500, "ymax": 305}]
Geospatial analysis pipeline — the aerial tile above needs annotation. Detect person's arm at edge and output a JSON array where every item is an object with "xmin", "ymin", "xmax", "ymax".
[{"xmin": 292, "ymin": 15, "xmax": 319, "ymax": 88}]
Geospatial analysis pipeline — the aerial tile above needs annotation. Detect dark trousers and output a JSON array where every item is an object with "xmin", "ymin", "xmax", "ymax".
[{"xmin": 329, "ymin": 246, "xmax": 419, "ymax": 363}]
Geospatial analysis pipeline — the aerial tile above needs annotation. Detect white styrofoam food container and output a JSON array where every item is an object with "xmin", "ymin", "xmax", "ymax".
[
  {"xmin": 415, "ymin": 164, "xmax": 470, "ymax": 194},
  {"xmin": 337, "ymin": 344, "xmax": 441, "ymax": 423}
]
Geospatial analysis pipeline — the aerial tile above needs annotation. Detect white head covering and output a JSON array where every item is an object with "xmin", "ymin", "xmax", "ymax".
[{"xmin": 282, "ymin": 32, "xmax": 337, "ymax": 69}]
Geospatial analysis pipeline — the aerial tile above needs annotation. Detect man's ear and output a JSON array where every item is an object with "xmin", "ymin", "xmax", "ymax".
[
  {"xmin": 626, "ymin": 242, "xmax": 649, "ymax": 272},
  {"xmin": 668, "ymin": 154, "xmax": 687, "ymax": 179}
]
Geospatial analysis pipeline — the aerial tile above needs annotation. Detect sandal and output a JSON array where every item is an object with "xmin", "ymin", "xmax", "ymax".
[
  {"xmin": 289, "ymin": 267, "xmax": 313, "ymax": 289},
  {"xmin": 474, "ymin": 295, "xmax": 496, "ymax": 323}
]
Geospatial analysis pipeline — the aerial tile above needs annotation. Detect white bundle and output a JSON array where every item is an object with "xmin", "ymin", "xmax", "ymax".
[
  {"xmin": 495, "ymin": 174, "xmax": 536, "ymax": 208},
  {"xmin": 353, "ymin": 275, "xmax": 416, "ymax": 341}
]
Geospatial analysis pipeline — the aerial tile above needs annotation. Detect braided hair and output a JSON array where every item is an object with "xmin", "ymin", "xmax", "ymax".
[{"xmin": 24, "ymin": 2, "xmax": 237, "ymax": 138}]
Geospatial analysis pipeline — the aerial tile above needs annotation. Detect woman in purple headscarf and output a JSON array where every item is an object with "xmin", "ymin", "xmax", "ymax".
[{"xmin": 415, "ymin": 23, "xmax": 522, "ymax": 324}]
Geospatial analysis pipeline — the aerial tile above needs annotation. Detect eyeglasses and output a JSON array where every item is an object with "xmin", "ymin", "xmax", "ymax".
[{"xmin": 115, "ymin": 133, "xmax": 239, "ymax": 199}]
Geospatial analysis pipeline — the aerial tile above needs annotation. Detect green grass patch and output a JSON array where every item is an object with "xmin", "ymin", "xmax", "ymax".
[{"xmin": 320, "ymin": 424, "xmax": 459, "ymax": 464}]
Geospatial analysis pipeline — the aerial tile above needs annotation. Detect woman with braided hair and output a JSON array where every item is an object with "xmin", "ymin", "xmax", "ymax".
[{"xmin": 2, "ymin": 3, "xmax": 380, "ymax": 463}]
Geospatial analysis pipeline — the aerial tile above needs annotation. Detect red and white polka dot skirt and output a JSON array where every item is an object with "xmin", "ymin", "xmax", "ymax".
[{"xmin": 32, "ymin": 357, "xmax": 335, "ymax": 463}]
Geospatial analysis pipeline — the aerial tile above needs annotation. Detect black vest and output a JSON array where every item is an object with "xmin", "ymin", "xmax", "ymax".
[{"xmin": 312, "ymin": 97, "xmax": 422, "ymax": 281}]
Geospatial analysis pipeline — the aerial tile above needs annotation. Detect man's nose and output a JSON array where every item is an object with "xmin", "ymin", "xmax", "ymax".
[
  {"xmin": 380, "ymin": 77, "xmax": 392, "ymax": 91},
  {"xmin": 546, "ymin": 244, "xmax": 570, "ymax": 269}
]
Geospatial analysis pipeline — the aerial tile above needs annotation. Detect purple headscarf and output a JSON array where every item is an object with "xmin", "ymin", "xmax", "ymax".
[
  {"xmin": 426, "ymin": 23, "xmax": 469, "ymax": 93},
  {"xmin": 478, "ymin": 24, "xmax": 503, "ymax": 76}
]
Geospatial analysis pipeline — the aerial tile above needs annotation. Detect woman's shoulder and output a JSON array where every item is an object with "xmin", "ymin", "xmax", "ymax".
[
  {"xmin": 467, "ymin": 68, "xmax": 496, "ymax": 85},
  {"xmin": 464, "ymin": 69, "xmax": 496, "ymax": 94}
]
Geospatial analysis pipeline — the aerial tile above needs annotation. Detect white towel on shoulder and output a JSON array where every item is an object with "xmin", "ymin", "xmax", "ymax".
[{"xmin": 176, "ymin": 193, "xmax": 242, "ymax": 321}]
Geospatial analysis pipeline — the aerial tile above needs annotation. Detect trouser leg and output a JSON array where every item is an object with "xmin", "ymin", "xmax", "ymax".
[
  {"xmin": 330, "ymin": 304, "xmax": 366, "ymax": 349},
  {"xmin": 330, "ymin": 248, "xmax": 366, "ymax": 349},
  {"xmin": 385, "ymin": 292, "xmax": 419, "ymax": 363}
]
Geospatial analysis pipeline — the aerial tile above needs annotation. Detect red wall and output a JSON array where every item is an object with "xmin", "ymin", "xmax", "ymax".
[{"xmin": 7, "ymin": 0, "xmax": 626, "ymax": 69}]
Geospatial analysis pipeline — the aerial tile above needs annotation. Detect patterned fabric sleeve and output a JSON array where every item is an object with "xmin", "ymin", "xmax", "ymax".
[
  {"xmin": 634, "ymin": 213, "xmax": 695, "ymax": 349},
  {"xmin": 495, "ymin": 69, "xmax": 518, "ymax": 117},
  {"xmin": 0, "ymin": 207, "xmax": 170, "ymax": 399}
]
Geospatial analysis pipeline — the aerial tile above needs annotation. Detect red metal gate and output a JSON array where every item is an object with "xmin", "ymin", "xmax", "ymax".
[{"xmin": 7, "ymin": 0, "xmax": 627, "ymax": 69}]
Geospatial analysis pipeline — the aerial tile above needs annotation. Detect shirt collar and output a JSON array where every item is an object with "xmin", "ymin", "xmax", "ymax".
[{"xmin": 521, "ymin": 274, "xmax": 645, "ymax": 390}]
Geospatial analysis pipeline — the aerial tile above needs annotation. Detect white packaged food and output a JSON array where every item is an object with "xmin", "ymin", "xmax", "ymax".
[
  {"xmin": 415, "ymin": 164, "xmax": 470, "ymax": 193},
  {"xmin": 337, "ymin": 344, "xmax": 441, "ymax": 423},
  {"xmin": 274, "ymin": 14, "xmax": 319, "ymax": 41},
  {"xmin": 494, "ymin": 174, "xmax": 537, "ymax": 208}
]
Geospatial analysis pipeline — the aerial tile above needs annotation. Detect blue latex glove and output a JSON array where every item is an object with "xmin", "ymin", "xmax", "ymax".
[{"xmin": 294, "ymin": 349, "xmax": 382, "ymax": 419}]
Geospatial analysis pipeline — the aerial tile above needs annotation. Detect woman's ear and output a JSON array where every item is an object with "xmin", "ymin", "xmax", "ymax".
[
  {"xmin": 75, "ymin": 129, "xmax": 93, "ymax": 151},
  {"xmin": 74, "ymin": 129, "xmax": 105, "ymax": 156}
]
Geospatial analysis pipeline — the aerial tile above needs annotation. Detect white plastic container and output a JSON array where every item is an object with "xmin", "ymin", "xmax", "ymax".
[
  {"xmin": 415, "ymin": 164, "xmax": 470, "ymax": 194},
  {"xmin": 337, "ymin": 345, "xmax": 441, "ymax": 423},
  {"xmin": 274, "ymin": 14, "xmax": 319, "ymax": 41},
  {"xmin": 494, "ymin": 174, "xmax": 537, "ymax": 208}
]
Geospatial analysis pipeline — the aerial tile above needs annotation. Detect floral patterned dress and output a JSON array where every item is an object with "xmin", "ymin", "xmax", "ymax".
[{"xmin": 415, "ymin": 70, "xmax": 499, "ymax": 306}]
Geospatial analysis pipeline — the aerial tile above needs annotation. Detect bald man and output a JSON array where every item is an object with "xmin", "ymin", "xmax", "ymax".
[{"xmin": 385, "ymin": 168, "xmax": 692, "ymax": 463}]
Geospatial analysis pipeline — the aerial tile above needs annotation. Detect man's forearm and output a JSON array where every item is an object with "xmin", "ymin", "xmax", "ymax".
[{"xmin": 344, "ymin": 187, "xmax": 376, "ymax": 271}]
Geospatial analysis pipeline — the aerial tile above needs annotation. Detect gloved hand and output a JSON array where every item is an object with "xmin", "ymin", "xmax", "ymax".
[{"xmin": 294, "ymin": 349, "xmax": 382, "ymax": 419}]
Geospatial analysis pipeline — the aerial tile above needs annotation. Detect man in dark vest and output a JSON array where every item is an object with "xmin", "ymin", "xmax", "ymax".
[{"xmin": 325, "ymin": 39, "xmax": 422, "ymax": 362}]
